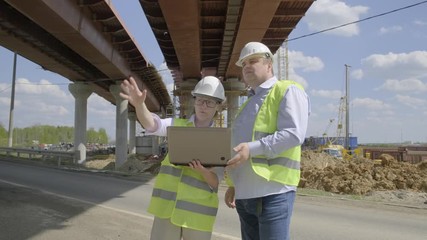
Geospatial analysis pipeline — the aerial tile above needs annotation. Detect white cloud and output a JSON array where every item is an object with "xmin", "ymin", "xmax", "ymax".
[
  {"xmin": 0, "ymin": 77, "xmax": 77, "ymax": 129},
  {"xmin": 89, "ymin": 94, "xmax": 114, "ymax": 108},
  {"xmin": 310, "ymin": 89, "xmax": 343, "ymax": 99},
  {"xmin": 0, "ymin": 97, "xmax": 9, "ymax": 105},
  {"xmin": 414, "ymin": 20, "xmax": 427, "ymax": 26},
  {"xmin": 351, "ymin": 69, "xmax": 363, "ymax": 80},
  {"xmin": 325, "ymin": 102, "xmax": 340, "ymax": 113},
  {"xmin": 287, "ymin": 68, "xmax": 309, "ymax": 89},
  {"xmin": 34, "ymin": 102, "xmax": 69, "ymax": 116},
  {"xmin": 379, "ymin": 26, "xmax": 402, "ymax": 35},
  {"xmin": 273, "ymin": 50, "xmax": 315, "ymax": 88},
  {"xmin": 305, "ymin": 0, "xmax": 369, "ymax": 37},
  {"xmin": 352, "ymin": 97, "xmax": 392, "ymax": 110},
  {"xmin": 87, "ymin": 94, "xmax": 118, "ymax": 124},
  {"xmin": 289, "ymin": 51, "xmax": 324, "ymax": 72},
  {"xmin": 88, "ymin": 106, "xmax": 115, "ymax": 119},
  {"xmin": 0, "ymin": 83, "xmax": 9, "ymax": 92},
  {"xmin": 362, "ymin": 51, "xmax": 427, "ymax": 79},
  {"xmin": 395, "ymin": 94, "xmax": 426, "ymax": 109},
  {"xmin": 16, "ymin": 78, "xmax": 71, "ymax": 99},
  {"xmin": 378, "ymin": 78, "xmax": 427, "ymax": 92}
]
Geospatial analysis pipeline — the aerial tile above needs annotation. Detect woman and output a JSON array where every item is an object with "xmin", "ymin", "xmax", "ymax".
[{"xmin": 120, "ymin": 76, "xmax": 226, "ymax": 240}]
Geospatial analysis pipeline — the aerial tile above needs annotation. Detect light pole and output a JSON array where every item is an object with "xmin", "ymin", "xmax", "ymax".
[
  {"xmin": 344, "ymin": 64, "xmax": 351, "ymax": 150},
  {"xmin": 8, "ymin": 52, "xmax": 17, "ymax": 147}
]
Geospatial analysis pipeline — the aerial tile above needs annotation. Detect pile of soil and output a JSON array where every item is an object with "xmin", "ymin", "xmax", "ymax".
[
  {"xmin": 84, "ymin": 154, "xmax": 162, "ymax": 175},
  {"xmin": 117, "ymin": 154, "xmax": 162, "ymax": 174},
  {"xmin": 300, "ymin": 151, "xmax": 427, "ymax": 195}
]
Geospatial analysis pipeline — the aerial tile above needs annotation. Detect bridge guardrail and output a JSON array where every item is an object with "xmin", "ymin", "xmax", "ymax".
[{"xmin": 0, "ymin": 147, "xmax": 77, "ymax": 167}]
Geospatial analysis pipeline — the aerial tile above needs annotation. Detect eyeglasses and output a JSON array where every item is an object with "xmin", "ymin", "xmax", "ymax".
[{"xmin": 195, "ymin": 98, "xmax": 218, "ymax": 108}]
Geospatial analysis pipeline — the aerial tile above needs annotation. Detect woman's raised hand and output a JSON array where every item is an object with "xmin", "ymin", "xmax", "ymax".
[{"xmin": 120, "ymin": 76, "xmax": 147, "ymax": 107}]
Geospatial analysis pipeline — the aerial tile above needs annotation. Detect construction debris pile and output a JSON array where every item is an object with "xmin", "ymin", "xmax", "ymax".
[{"xmin": 300, "ymin": 151, "xmax": 427, "ymax": 195}]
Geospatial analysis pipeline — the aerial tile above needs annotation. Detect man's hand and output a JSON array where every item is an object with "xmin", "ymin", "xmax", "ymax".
[
  {"xmin": 224, "ymin": 187, "xmax": 236, "ymax": 208},
  {"xmin": 226, "ymin": 143, "xmax": 250, "ymax": 169}
]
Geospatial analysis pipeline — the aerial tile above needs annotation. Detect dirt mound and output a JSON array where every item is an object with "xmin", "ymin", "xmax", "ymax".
[
  {"xmin": 117, "ymin": 154, "xmax": 162, "ymax": 175},
  {"xmin": 300, "ymin": 151, "xmax": 427, "ymax": 195},
  {"xmin": 83, "ymin": 154, "xmax": 116, "ymax": 170},
  {"xmin": 84, "ymin": 154, "xmax": 163, "ymax": 175}
]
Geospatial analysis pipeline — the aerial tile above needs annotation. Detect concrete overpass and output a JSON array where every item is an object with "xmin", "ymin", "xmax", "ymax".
[{"xmin": 0, "ymin": 0, "xmax": 314, "ymax": 167}]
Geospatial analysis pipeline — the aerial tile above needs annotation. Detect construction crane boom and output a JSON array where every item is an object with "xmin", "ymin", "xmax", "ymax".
[{"xmin": 322, "ymin": 118, "xmax": 335, "ymax": 137}]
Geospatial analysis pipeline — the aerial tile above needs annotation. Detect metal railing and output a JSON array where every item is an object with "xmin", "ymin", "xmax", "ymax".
[{"xmin": 0, "ymin": 147, "xmax": 77, "ymax": 167}]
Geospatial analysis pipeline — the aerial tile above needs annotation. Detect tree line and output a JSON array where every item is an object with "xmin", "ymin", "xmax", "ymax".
[{"xmin": 0, "ymin": 123, "xmax": 109, "ymax": 147}]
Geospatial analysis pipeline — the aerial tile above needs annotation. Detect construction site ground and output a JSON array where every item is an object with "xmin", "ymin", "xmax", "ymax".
[{"xmin": 83, "ymin": 150, "xmax": 427, "ymax": 208}]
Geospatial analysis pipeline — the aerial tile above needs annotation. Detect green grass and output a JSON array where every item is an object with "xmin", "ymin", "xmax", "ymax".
[{"xmin": 297, "ymin": 188, "xmax": 364, "ymax": 200}]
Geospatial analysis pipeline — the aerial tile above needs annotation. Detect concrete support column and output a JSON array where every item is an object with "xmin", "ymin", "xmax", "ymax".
[
  {"xmin": 226, "ymin": 92, "xmax": 240, "ymax": 126},
  {"xmin": 177, "ymin": 79, "xmax": 198, "ymax": 118},
  {"xmin": 181, "ymin": 94, "xmax": 194, "ymax": 118},
  {"xmin": 110, "ymin": 84, "xmax": 128, "ymax": 169},
  {"xmin": 128, "ymin": 112, "xmax": 136, "ymax": 154},
  {"xmin": 68, "ymin": 83, "xmax": 93, "ymax": 164},
  {"xmin": 223, "ymin": 78, "xmax": 246, "ymax": 127}
]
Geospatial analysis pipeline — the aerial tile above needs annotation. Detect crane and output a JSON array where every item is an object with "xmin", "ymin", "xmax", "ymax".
[
  {"xmin": 318, "ymin": 97, "xmax": 347, "ymax": 159},
  {"xmin": 322, "ymin": 118, "xmax": 335, "ymax": 138}
]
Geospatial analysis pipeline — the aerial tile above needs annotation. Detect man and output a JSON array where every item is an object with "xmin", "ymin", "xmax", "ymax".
[{"xmin": 225, "ymin": 42, "xmax": 310, "ymax": 240}]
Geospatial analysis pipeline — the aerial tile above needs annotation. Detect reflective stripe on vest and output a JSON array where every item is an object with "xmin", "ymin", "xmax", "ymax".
[
  {"xmin": 252, "ymin": 131, "xmax": 300, "ymax": 170},
  {"xmin": 176, "ymin": 200, "xmax": 218, "ymax": 216},
  {"xmin": 159, "ymin": 164, "xmax": 182, "ymax": 177},
  {"xmin": 181, "ymin": 175, "xmax": 217, "ymax": 193},
  {"xmin": 152, "ymin": 188, "xmax": 176, "ymax": 201}
]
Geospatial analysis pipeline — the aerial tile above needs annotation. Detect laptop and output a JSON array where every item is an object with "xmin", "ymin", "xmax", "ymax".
[{"xmin": 167, "ymin": 126, "xmax": 232, "ymax": 167}]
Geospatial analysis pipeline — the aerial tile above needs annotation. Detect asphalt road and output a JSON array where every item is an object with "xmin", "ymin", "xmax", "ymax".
[{"xmin": 0, "ymin": 159, "xmax": 426, "ymax": 240}]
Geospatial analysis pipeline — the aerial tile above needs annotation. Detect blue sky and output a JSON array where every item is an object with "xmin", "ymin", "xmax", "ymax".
[{"xmin": 1, "ymin": 0, "xmax": 426, "ymax": 144}]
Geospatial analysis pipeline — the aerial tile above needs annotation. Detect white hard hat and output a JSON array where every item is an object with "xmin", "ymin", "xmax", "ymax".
[
  {"xmin": 191, "ymin": 76, "xmax": 225, "ymax": 101},
  {"xmin": 235, "ymin": 42, "xmax": 273, "ymax": 67}
]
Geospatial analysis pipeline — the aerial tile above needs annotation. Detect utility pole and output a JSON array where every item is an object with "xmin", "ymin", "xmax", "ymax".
[
  {"xmin": 344, "ymin": 64, "xmax": 351, "ymax": 150},
  {"xmin": 278, "ymin": 39, "xmax": 289, "ymax": 80},
  {"xmin": 285, "ymin": 38, "xmax": 289, "ymax": 80},
  {"xmin": 278, "ymin": 43, "xmax": 283, "ymax": 80},
  {"xmin": 8, "ymin": 52, "xmax": 17, "ymax": 147}
]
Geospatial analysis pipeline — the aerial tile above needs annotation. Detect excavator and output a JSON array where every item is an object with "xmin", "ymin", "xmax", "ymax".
[{"xmin": 319, "ymin": 118, "xmax": 344, "ymax": 159}]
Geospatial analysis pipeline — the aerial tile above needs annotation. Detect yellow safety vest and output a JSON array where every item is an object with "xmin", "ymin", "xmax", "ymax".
[
  {"xmin": 239, "ymin": 80, "xmax": 304, "ymax": 186},
  {"xmin": 147, "ymin": 119, "xmax": 219, "ymax": 232}
]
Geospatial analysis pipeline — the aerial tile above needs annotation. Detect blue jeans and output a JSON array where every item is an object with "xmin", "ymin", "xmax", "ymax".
[{"xmin": 235, "ymin": 191, "xmax": 296, "ymax": 240}]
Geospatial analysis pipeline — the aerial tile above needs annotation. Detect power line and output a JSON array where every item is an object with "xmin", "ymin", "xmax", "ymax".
[
  {"xmin": 287, "ymin": 0, "xmax": 427, "ymax": 42},
  {"xmin": 0, "ymin": 86, "xmax": 11, "ymax": 93}
]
